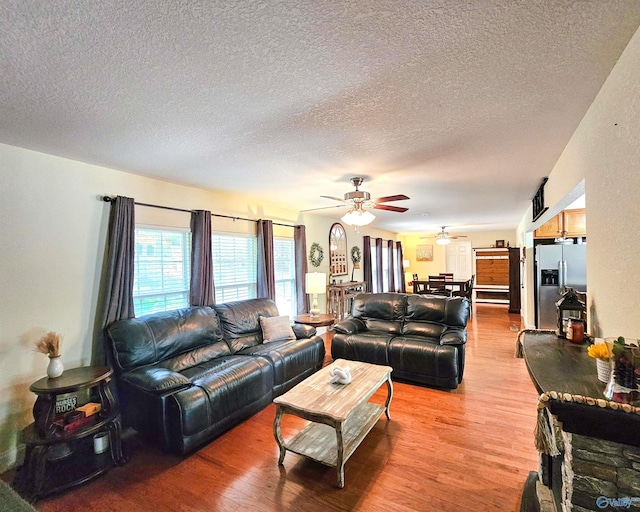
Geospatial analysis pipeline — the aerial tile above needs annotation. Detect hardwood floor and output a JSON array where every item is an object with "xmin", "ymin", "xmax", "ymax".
[{"xmin": 32, "ymin": 304, "xmax": 539, "ymax": 512}]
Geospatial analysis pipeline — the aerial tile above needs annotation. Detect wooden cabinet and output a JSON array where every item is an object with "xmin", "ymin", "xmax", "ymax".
[
  {"xmin": 534, "ymin": 209, "xmax": 586, "ymax": 238},
  {"xmin": 534, "ymin": 213, "xmax": 563, "ymax": 238},
  {"xmin": 563, "ymin": 208, "xmax": 586, "ymax": 237},
  {"xmin": 473, "ymin": 247, "xmax": 521, "ymax": 313}
]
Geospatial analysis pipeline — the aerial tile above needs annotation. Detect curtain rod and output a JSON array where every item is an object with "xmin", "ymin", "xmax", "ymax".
[{"xmin": 101, "ymin": 196, "xmax": 296, "ymax": 228}]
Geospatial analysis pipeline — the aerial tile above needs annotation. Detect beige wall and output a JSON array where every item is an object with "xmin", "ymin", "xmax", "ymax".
[
  {"xmin": 517, "ymin": 27, "xmax": 640, "ymax": 336},
  {"xmin": 401, "ymin": 229, "xmax": 517, "ymax": 287},
  {"xmin": 0, "ymin": 143, "xmax": 397, "ymax": 470}
]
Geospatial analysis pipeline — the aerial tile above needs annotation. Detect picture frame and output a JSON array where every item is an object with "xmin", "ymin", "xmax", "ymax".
[
  {"xmin": 416, "ymin": 244, "xmax": 433, "ymax": 261},
  {"xmin": 496, "ymin": 240, "xmax": 505, "ymax": 248}
]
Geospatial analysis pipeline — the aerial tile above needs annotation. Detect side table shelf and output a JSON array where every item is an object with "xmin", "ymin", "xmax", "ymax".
[{"xmin": 13, "ymin": 366, "xmax": 128, "ymax": 500}]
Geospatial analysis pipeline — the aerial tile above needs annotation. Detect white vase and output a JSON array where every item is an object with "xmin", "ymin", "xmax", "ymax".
[
  {"xmin": 596, "ymin": 358, "xmax": 611, "ymax": 383},
  {"xmin": 47, "ymin": 356, "xmax": 64, "ymax": 378}
]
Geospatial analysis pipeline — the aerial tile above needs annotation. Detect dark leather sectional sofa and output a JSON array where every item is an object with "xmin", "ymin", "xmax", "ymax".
[
  {"xmin": 106, "ymin": 298, "xmax": 325, "ymax": 454},
  {"xmin": 331, "ymin": 293, "xmax": 470, "ymax": 389}
]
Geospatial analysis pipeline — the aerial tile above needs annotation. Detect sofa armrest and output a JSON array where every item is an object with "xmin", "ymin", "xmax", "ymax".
[
  {"xmin": 333, "ymin": 318, "xmax": 366, "ymax": 335},
  {"xmin": 292, "ymin": 323, "xmax": 317, "ymax": 339},
  {"xmin": 440, "ymin": 329, "xmax": 467, "ymax": 345},
  {"xmin": 121, "ymin": 367, "xmax": 192, "ymax": 393}
]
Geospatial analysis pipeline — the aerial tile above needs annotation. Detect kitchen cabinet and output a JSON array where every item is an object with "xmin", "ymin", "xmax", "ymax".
[
  {"xmin": 563, "ymin": 208, "xmax": 586, "ymax": 237},
  {"xmin": 534, "ymin": 208, "xmax": 586, "ymax": 238}
]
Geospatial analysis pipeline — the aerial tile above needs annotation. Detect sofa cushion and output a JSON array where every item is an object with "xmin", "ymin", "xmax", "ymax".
[
  {"xmin": 388, "ymin": 335, "xmax": 459, "ymax": 388},
  {"xmin": 107, "ymin": 307, "xmax": 227, "ymax": 371},
  {"xmin": 259, "ymin": 315, "xmax": 296, "ymax": 343},
  {"xmin": 239, "ymin": 335, "xmax": 325, "ymax": 395},
  {"xmin": 167, "ymin": 355, "xmax": 274, "ymax": 443},
  {"xmin": 331, "ymin": 332, "xmax": 394, "ymax": 366},
  {"xmin": 352, "ymin": 293, "xmax": 406, "ymax": 335},
  {"xmin": 214, "ymin": 298, "xmax": 280, "ymax": 352},
  {"xmin": 403, "ymin": 295, "xmax": 469, "ymax": 336}
]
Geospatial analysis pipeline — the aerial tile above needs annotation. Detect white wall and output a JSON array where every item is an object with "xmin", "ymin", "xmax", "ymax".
[
  {"xmin": 517, "ymin": 27, "xmax": 640, "ymax": 337},
  {"xmin": 0, "ymin": 143, "xmax": 399, "ymax": 470},
  {"xmin": 0, "ymin": 143, "xmax": 307, "ymax": 470}
]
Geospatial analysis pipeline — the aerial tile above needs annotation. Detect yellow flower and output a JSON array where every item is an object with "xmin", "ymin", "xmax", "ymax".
[{"xmin": 587, "ymin": 343, "xmax": 612, "ymax": 361}]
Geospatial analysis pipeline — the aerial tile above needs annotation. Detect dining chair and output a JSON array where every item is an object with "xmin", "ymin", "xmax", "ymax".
[
  {"xmin": 427, "ymin": 275, "xmax": 451, "ymax": 296},
  {"xmin": 413, "ymin": 281, "xmax": 429, "ymax": 294},
  {"xmin": 439, "ymin": 273, "xmax": 454, "ymax": 281}
]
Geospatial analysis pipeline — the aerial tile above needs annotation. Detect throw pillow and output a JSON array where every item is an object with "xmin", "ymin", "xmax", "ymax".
[{"xmin": 259, "ymin": 315, "xmax": 296, "ymax": 343}]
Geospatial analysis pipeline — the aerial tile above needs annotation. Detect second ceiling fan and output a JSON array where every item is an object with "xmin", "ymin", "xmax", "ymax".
[{"xmin": 422, "ymin": 226, "xmax": 468, "ymax": 245}]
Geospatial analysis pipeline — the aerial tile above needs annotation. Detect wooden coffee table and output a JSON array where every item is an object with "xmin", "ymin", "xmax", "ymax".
[{"xmin": 272, "ymin": 359, "xmax": 393, "ymax": 488}]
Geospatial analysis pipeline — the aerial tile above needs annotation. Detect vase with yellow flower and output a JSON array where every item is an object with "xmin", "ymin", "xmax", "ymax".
[{"xmin": 587, "ymin": 339, "xmax": 614, "ymax": 383}]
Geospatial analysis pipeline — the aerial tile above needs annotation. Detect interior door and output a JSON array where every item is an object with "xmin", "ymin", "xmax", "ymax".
[{"xmin": 445, "ymin": 241, "xmax": 472, "ymax": 279}]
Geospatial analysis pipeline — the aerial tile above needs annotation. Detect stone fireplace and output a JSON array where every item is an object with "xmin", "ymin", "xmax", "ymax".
[
  {"xmin": 541, "ymin": 420, "xmax": 640, "ymax": 511},
  {"xmin": 519, "ymin": 332, "xmax": 640, "ymax": 512}
]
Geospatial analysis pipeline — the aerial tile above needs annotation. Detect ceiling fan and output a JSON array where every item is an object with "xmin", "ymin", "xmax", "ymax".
[
  {"xmin": 302, "ymin": 177, "xmax": 409, "ymax": 226},
  {"xmin": 422, "ymin": 226, "xmax": 468, "ymax": 245}
]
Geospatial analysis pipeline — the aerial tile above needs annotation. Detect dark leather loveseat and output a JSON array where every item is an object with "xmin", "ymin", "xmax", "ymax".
[
  {"xmin": 106, "ymin": 298, "xmax": 324, "ymax": 454},
  {"xmin": 331, "ymin": 293, "xmax": 470, "ymax": 389}
]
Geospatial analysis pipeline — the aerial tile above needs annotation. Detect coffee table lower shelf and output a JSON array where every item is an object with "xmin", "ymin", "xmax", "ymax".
[{"xmin": 282, "ymin": 402, "xmax": 385, "ymax": 468}]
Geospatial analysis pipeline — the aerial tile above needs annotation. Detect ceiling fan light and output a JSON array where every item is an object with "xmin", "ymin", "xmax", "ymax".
[
  {"xmin": 436, "ymin": 237, "xmax": 450, "ymax": 245},
  {"xmin": 341, "ymin": 209, "xmax": 375, "ymax": 226}
]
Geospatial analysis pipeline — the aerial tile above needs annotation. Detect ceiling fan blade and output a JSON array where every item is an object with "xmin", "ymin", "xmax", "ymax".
[
  {"xmin": 320, "ymin": 195, "xmax": 346, "ymax": 203},
  {"xmin": 449, "ymin": 235, "xmax": 468, "ymax": 239},
  {"xmin": 373, "ymin": 204, "xmax": 408, "ymax": 213},
  {"xmin": 372, "ymin": 194, "xmax": 410, "ymax": 203},
  {"xmin": 299, "ymin": 205, "xmax": 346, "ymax": 212}
]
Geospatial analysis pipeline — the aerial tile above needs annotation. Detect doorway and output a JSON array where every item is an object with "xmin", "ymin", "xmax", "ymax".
[{"xmin": 445, "ymin": 241, "xmax": 473, "ymax": 279}]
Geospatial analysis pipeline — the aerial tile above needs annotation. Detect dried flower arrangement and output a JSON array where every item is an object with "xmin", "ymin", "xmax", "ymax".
[{"xmin": 34, "ymin": 332, "xmax": 62, "ymax": 358}]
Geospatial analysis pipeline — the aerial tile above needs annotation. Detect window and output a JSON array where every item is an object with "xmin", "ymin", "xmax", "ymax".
[
  {"xmin": 382, "ymin": 248, "xmax": 389, "ymax": 292},
  {"xmin": 212, "ymin": 234, "xmax": 258, "ymax": 303},
  {"xmin": 274, "ymin": 237, "xmax": 296, "ymax": 318},
  {"xmin": 133, "ymin": 227, "xmax": 191, "ymax": 316},
  {"xmin": 370, "ymin": 244, "xmax": 379, "ymax": 293}
]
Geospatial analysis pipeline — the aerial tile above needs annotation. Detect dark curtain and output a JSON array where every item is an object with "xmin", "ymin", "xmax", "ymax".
[
  {"xmin": 396, "ymin": 241, "xmax": 406, "ymax": 293},
  {"xmin": 190, "ymin": 210, "xmax": 215, "ymax": 307},
  {"xmin": 93, "ymin": 196, "xmax": 135, "ymax": 366},
  {"xmin": 294, "ymin": 225, "xmax": 309, "ymax": 314},
  {"xmin": 363, "ymin": 236, "xmax": 373, "ymax": 293},
  {"xmin": 375, "ymin": 238, "xmax": 383, "ymax": 293},
  {"xmin": 257, "ymin": 219, "xmax": 276, "ymax": 300},
  {"xmin": 387, "ymin": 240, "xmax": 395, "ymax": 293}
]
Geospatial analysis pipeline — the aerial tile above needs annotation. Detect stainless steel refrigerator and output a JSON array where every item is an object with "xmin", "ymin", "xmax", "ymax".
[{"xmin": 536, "ymin": 243, "xmax": 587, "ymax": 329}]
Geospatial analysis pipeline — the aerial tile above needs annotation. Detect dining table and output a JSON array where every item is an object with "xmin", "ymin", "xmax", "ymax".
[{"xmin": 412, "ymin": 279, "xmax": 469, "ymax": 295}]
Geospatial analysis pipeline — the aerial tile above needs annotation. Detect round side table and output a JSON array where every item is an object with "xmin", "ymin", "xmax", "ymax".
[
  {"xmin": 293, "ymin": 313, "xmax": 336, "ymax": 328},
  {"xmin": 14, "ymin": 366, "xmax": 127, "ymax": 500}
]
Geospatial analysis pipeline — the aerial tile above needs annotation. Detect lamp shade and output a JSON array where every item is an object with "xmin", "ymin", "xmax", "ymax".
[
  {"xmin": 436, "ymin": 237, "xmax": 450, "ymax": 245},
  {"xmin": 341, "ymin": 209, "xmax": 375, "ymax": 226},
  {"xmin": 305, "ymin": 272, "xmax": 326, "ymax": 294}
]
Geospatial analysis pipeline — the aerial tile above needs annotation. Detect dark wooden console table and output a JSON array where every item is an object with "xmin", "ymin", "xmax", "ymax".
[
  {"xmin": 522, "ymin": 332, "xmax": 640, "ymax": 447},
  {"xmin": 521, "ymin": 332, "xmax": 640, "ymax": 512},
  {"xmin": 14, "ymin": 366, "xmax": 127, "ymax": 500}
]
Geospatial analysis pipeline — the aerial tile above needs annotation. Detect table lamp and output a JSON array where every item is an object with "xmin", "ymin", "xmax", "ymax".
[{"xmin": 305, "ymin": 272, "xmax": 326, "ymax": 317}]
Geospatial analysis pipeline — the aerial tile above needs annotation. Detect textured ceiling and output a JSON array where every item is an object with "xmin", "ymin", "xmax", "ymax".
[{"xmin": 1, "ymin": 1, "xmax": 639, "ymax": 234}]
